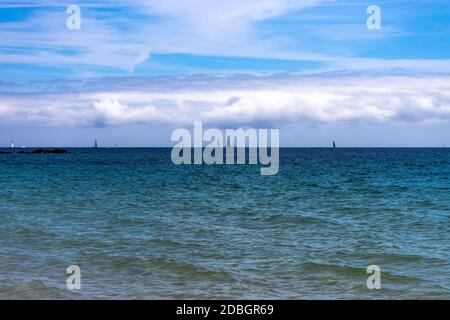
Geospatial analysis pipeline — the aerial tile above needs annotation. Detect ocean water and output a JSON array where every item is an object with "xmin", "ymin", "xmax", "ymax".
[{"xmin": 0, "ymin": 148, "xmax": 449, "ymax": 299}]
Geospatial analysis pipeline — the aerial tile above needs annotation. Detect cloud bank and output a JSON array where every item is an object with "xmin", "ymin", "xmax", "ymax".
[{"xmin": 1, "ymin": 74, "xmax": 450, "ymax": 128}]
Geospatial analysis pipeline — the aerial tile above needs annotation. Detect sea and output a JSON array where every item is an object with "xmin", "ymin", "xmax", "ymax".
[{"xmin": 0, "ymin": 148, "xmax": 449, "ymax": 299}]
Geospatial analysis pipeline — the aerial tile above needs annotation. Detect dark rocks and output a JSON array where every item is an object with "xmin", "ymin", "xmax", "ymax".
[
  {"xmin": 31, "ymin": 148, "xmax": 68, "ymax": 154},
  {"xmin": 0, "ymin": 148, "xmax": 69, "ymax": 155}
]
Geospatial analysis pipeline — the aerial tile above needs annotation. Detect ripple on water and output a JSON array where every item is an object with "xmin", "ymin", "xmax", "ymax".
[{"xmin": 1, "ymin": 148, "xmax": 449, "ymax": 299}]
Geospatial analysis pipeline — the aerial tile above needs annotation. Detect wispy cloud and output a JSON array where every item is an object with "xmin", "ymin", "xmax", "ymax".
[
  {"xmin": 2, "ymin": 0, "xmax": 449, "ymax": 77},
  {"xmin": 0, "ymin": 0, "xmax": 322, "ymax": 70}
]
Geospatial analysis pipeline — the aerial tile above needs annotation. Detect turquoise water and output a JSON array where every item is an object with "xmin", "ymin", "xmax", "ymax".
[{"xmin": 0, "ymin": 148, "xmax": 449, "ymax": 299}]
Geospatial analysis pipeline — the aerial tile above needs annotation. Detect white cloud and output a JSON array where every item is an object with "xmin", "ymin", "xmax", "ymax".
[
  {"xmin": 1, "ymin": 74, "xmax": 450, "ymax": 128},
  {"xmin": 0, "ymin": 0, "xmax": 322, "ymax": 70},
  {"xmin": 0, "ymin": 9, "xmax": 152, "ymax": 70},
  {"xmin": 2, "ymin": 0, "xmax": 450, "ymax": 75}
]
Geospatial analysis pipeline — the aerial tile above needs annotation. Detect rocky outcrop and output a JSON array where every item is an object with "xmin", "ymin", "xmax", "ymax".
[
  {"xmin": 0, "ymin": 148, "xmax": 69, "ymax": 154},
  {"xmin": 31, "ymin": 148, "xmax": 68, "ymax": 154}
]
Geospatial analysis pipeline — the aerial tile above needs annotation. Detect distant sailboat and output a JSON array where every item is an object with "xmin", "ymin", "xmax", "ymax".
[
  {"xmin": 10, "ymin": 140, "xmax": 14, "ymax": 148},
  {"xmin": 333, "ymin": 140, "xmax": 336, "ymax": 148},
  {"xmin": 94, "ymin": 139, "xmax": 98, "ymax": 148},
  {"xmin": 227, "ymin": 136, "xmax": 231, "ymax": 148}
]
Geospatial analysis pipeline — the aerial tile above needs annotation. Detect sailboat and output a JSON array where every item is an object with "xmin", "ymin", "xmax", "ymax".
[
  {"xmin": 94, "ymin": 139, "xmax": 98, "ymax": 148},
  {"xmin": 333, "ymin": 140, "xmax": 336, "ymax": 148},
  {"xmin": 10, "ymin": 140, "xmax": 14, "ymax": 148}
]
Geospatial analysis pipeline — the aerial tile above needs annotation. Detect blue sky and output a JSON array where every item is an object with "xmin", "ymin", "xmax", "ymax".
[
  {"xmin": 1, "ymin": 0, "xmax": 450, "ymax": 146},
  {"xmin": 2, "ymin": 0, "xmax": 450, "ymax": 79}
]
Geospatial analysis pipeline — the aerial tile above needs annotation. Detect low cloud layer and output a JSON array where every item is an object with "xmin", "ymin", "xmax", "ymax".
[{"xmin": 1, "ymin": 74, "xmax": 450, "ymax": 128}]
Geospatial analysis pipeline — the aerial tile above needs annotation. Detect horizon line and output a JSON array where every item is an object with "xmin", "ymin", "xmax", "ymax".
[{"xmin": 1, "ymin": 146, "xmax": 448, "ymax": 149}]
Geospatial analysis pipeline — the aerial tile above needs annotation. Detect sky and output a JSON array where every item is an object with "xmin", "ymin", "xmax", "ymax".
[{"xmin": 0, "ymin": 0, "xmax": 450, "ymax": 147}]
